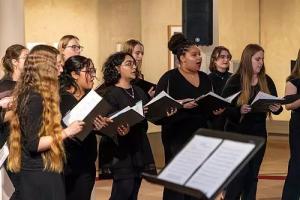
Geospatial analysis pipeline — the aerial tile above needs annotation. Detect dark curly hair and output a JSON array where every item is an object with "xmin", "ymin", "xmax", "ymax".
[
  {"xmin": 102, "ymin": 52, "xmax": 135, "ymax": 87},
  {"xmin": 168, "ymin": 33, "xmax": 197, "ymax": 63},
  {"xmin": 60, "ymin": 55, "xmax": 94, "ymax": 94}
]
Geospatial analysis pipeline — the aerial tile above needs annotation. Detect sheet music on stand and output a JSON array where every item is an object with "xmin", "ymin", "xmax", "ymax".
[{"xmin": 143, "ymin": 128, "xmax": 265, "ymax": 200}]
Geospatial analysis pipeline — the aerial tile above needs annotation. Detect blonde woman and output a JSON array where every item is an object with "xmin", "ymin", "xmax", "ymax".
[
  {"xmin": 7, "ymin": 45, "xmax": 83, "ymax": 200},
  {"xmin": 58, "ymin": 35, "xmax": 83, "ymax": 61},
  {"xmin": 221, "ymin": 44, "xmax": 282, "ymax": 200}
]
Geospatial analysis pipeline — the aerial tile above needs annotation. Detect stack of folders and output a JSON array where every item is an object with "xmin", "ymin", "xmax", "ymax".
[
  {"xmin": 250, "ymin": 91, "xmax": 300, "ymax": 112},
  {"xmin": 63, "ymin": 90, "xmax": 112, "ymax": 141},
  {"xmin": 143, "ymin": 128, "xmax": 265, "ymax": 200},
  {"xmin": 100, "ymin": 101, "xmax": 145, "ymax": 144},
  {"xmin": 144, "ymin": 91, "xmax": 183, "ymax": 123},
  {"xmin": 194, "ymin": 92, "xmax": 240, "ymax": 112}
]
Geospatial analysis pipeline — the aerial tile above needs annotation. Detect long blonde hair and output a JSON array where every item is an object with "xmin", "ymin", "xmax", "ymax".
[
  {"xmin": 7, "ymin": 45, "xmax": 65, "ymax": 173},
  {"xmin": 236, "ymin": 44, "xmax": 270, "ymax": 105}
]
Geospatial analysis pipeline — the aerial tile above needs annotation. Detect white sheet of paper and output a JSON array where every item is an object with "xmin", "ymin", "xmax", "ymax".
[
  {"xmin": 0, "ymin": 143, "xmax": 9, "ymax": 168},
  {"xmin": 251, "ymin": 91, "xmax": 281, "ymax": 105},
  {"xmin": 185, "ymin": 140, "xmax": 255, "ymax": 198},
  {"xmin": 1, "ymin": 167, "xmax": 14, "ymax": 200},
  {"xmin": 110, "ymin": 101, "xmax": 143, "ymax": 119},
  {"xmin": 158, "ymin": 135, "xmax": 222, "ymax": 185},
  {"xmin": 63, "ymin": 90, "xmax": 102, "ymax": 125},
  {"xmin": 145, "ymin": 91, "xmax": 175, "ymax": 106}
]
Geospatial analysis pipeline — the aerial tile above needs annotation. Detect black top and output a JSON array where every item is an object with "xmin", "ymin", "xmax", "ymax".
[
  {"xmin": 0, "ymin": 77, "xmax": 16, "ymax": 147},
  {"xmin": 98, "ymin": 85, "xmax": 156, "ymax": 179},
  {"xmin": 222, "ymin": 74, "xmax": 283, "ymax": 137},
  {"xmin": 155, "ymin": 68, "xmax": 212, "ymax": 157},
  {"xmin": 287, "ymin": 77, "xmax": 300, "ymax": 113},
  {"xmin": 208, "ymin": 70, "xmax": 232, "ymax": 95},
  {"xmin": 19, "ymin": 92, "xmax": 44, "ymax": 170},
  {"xmin": 60, "ymin": 91, "xmax": 97, "ymax": 173}
]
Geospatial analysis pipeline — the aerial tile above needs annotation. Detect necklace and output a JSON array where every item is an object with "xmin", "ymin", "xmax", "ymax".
[{"xmin": 124, "ymin": 87, "xmax": 135, "ymax": 99}]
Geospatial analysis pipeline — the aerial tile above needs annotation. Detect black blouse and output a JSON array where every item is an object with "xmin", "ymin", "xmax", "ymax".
[
  {"xmin": 0, "ymin": 77, "xmax": 16, "ymax": 147},
  {"xmin": 60, "ymin": 91, "xmax": 97, "ymax": 173},
  {"xmin": 287, "ymin": 77, "xmax": 300, "ymax": 113},
  {"xmin": 222, "ymin": 74, "xmax": 283, "ymax": 136},
  {"xmin": 19, "ymin": 92, "xmax": 44, "ymax": 170},
  {"xmin": 155, "ymin": 68, "xmax": 212, "ymax": 153},
  {"xmin": 98, "ymin": 85, "xmax": 156, "ymax": 179},
  {"xmin": 208, "ymin": 70, "xmax": 232, "ymax": 95}
]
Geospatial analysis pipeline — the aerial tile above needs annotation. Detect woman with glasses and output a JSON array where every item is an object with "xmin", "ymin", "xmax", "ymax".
[
  {"xmin": 99, "ymin": 51, "xmax": 156, "ymax": 200},
  {"xmin": 207, "ymin": 46, "xmax": 233, "ymax": 130},
  {"xmin": 208, "ymin": 46, "xmax": 232, "ymax": 95},
  {"xmin": 221, "ymin": 44, "xmax": 282, "ymax": 200},
  {"xmin": 58, "ymin": 35, "xmax": 83, "ymax": 61},
  {"xmin": 59, "ymin": 55, "xmax": 108, "ymax": 200}
]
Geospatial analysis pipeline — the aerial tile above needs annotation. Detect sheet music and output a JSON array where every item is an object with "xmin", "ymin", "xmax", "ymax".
[
  {"xmin": 145, "ymin": 91, "xmax": 175, "ymax": 106},
  {"xmin": 251, "ymin": 91, "xmax": 281, "ymax": 105},
  {"xmin": 0, "ymin": 143, "xmax": 9, "ymax": 168},
  {"xmin": 131, "ymin": 101, "xmax": 144, "ymax": 116},
  {"xmin": 63, "ymin": 90, "xmax": 103, "ymax": 125},
  {"xmin": 1, "ymin": 166, "xmax": 14, "ymax": 200},
  {"xmin": 110, "ymin": 101, "xmax": 143, "ymax": 119},
  {"xmin": 158, "ymin": 135, "xmax": 222, "ymax": 185},
  {"xmin": 185, "ymin": 140, "xmax": 255, "ymax": 198},
  {"xmin": 225, "ymin": 91, "xmax": 241, "ymax": 102}
]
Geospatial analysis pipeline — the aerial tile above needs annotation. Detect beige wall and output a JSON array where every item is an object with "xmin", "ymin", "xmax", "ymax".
[
  {"xmin": 24, "ymin": 0, "xmax": 140, "ymax": 84},
  {"xmin": 218, "ymin": 0, "xmax": 260, "ymax": 61},
  {"xmin": 260, "ymin": 0, "xmax": 300, "ymax": 120}
]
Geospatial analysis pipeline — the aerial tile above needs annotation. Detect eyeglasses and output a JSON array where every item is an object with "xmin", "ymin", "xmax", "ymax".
[
  {"xmin": 219, "ymin": 55, "xmax": 232, "ymax": 60},
  {"xmin": 80, "ymin": 68, "xmax": 96, "ymax": 76},
  {"xmin": 66, "ymin": 45, "xmax": 84, "ymax": 52},
  {"xmin": 121, "ymin": 60, "xmax": 136, "ymax": 68}
]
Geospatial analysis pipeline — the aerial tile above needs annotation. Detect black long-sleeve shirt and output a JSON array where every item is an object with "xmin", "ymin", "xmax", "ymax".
[
  {"xmin": 155, "ymin": 68, "xmax": 212, "ymax": 157},
  {"xmin": 98, "ymin": 85, "xmax": 156, "ymax": 179},
  {"xmin": 60, "ymin": 91, "xmax": 97, "ymax": 173},
  {"xmin": 222, "ymin": 74, "xmax": 283, "ymax": 137},
  {"xmin": 19, "ymin": 92, "xmax": 44, "ymax": 170},
  {"xmin": 208, "ymin": 70, "xmax": 232, "ymax": 95}
]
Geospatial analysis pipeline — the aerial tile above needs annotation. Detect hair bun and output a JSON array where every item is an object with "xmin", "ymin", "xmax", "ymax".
[{"xmin": 168, "ymin": 33, "xmax": 187, "ymax": 55}]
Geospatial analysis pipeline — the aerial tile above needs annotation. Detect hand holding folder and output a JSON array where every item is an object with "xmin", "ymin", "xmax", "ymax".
[
  {"xmin": 144, "ymin": 91, "xmax": 183, "ymax": 123},
  {"xmin": 250, "ymin": 91, "xmax": 300, "ymax": 112},
  {"xmin": 100, "ymin": 101, "xmax": 145, "ymax": 144},
  {"xmin": 194, "ymin": 91, "xmax": 240, "ymax": 112},
  {"xmin": 62, "ymin": 90, "xmax": 112, "ymax": 141}
]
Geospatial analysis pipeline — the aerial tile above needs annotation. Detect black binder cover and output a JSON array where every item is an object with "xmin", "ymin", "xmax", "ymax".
[
  {"xmin": 145, "ymin": 96, "xmax": 183, "ymax": 123},
  {"xmin": 63, "ymin": 98, "xmax": 112, "ymax": 142},
  {"xmin": 251, "ymin": 94, "xmax": 300, "ymax": 112},
  {"xmin": 195, "ymin": 94, "xmax": 231, "ymax": 112},
  {"xmin": 100, "ymin": 109, "xmax": 145, "ymax": 144},
  {"xmin": 142, "ymin": 128, "xmax": 265, "ymax": 200},
  {"xmin": 134, "ymin": 78, "xmax": 156, "ymax": 94}
]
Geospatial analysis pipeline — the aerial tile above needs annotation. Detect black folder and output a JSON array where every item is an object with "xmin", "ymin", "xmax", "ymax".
[
  {"xmin": 194, "ymin": 92, "xmax": 240, "ymax": 113},
  {"xmin": 62, "ymin": 90, "xmax": 112, "ymax": 141},
  {"xmin": 142, "ymin": 128, "xmax": 265, "ymax": 200},
  {"xmin": 251, "ymin": 93, "xmax": 300, "ymax": 112},
  {"xmin": 100, "ymin": 102, "xmax": 145, "ymax": 144},
  {"xmin": 134, "ymin": 78, "xmax": 156, "ymax": 94},
  {"xmin": 144, "ymin": 91, "xmax": 182, "ymax": 123}
]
